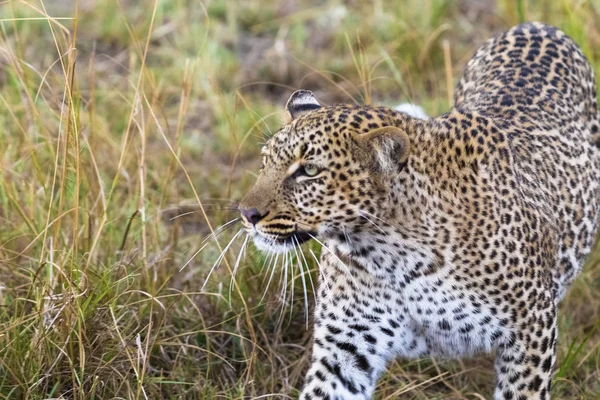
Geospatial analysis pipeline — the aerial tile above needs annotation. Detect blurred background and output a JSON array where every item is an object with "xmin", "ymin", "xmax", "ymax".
[{"xmin": 0, "ymin": 0, "xmax": 599, "ymax": 398}]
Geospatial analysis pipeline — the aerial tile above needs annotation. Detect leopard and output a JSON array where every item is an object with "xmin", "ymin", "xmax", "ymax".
[{"xmin": 237, "ymin": 22, "xmax": 600, "ymax": 399}]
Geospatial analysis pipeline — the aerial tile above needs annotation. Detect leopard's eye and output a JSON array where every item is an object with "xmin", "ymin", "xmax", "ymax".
[
  {"xmin": 303, "ymin": 164, "xmax": 320, "ymax": 176},
  {"xmin": 292, "ymin": 163, "xmax": 323, "ymax": 179}
]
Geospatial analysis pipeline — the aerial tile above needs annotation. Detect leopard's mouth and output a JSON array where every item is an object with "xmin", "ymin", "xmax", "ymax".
[
  {"xmin": 250, "ymin": 229, "xmax": 316, "ymax": 253},
  {"xmin": 275, "ymin": 230, "xmax": 313, "ymax": 245}
]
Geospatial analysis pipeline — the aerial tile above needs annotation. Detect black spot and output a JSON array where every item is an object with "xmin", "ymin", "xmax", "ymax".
[
  {"xmin": 364, "ymin": 334, "xmax": 377, "ymax": 344},
  {"xmin": 528, "ymin": 375, "xmax": 543, "ymax": 392},
  {"xmin": 438, "ymin": 319, "xmax": 452, "ymax": 330},
  {"xmin": 541, "ymin": 356, "xmax": 553, "ymax": 372},
  {"xmin": 380, "ymin": 327, "xmax": 394, "ymax": 337},
  {"xmin": 327, "ymin": 325, "xmax": 342, "ymax": 335},
  {"xmin": 336, "ymin": 341, "xmax": 357, "ymax": 354}
]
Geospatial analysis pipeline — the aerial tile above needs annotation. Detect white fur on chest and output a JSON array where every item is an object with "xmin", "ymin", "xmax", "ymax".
[
  {"xmin": 329, "ymin": 221, "xmax": 509, "ymax": 359},
  {"xmin": 402, "ymin": 273, "xmax": 506, "ymax": 358}
]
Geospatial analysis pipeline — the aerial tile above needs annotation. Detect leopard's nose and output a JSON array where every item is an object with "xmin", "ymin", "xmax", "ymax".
[{"xmin": 239, "ymin": 207, "xmax": 266, "ymax": 225}]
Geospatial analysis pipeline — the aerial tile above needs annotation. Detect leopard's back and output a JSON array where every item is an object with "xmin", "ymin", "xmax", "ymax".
[
  {"xmin": 455, "ymin": 22, "xmax": 599, "ymax": 131},
  {"xmin": 455, "ymin": 22, "xmax": 600, "ymax": 297}
]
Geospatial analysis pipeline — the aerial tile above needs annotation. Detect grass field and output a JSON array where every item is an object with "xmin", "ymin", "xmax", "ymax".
[{"xmin": 1, "ymin": 0, "xmax": 600, "ymax": 398}]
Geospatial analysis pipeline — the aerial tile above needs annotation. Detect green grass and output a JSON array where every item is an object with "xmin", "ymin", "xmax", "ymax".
[{"xmin": 0, "ymin": 0, "xmax": 599, "ymax": 398}]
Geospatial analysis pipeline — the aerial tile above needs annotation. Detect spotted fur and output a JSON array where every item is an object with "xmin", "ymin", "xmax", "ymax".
[{"xmin": 239, "ymin": 23, "xmax": 600, "ymax": 399}]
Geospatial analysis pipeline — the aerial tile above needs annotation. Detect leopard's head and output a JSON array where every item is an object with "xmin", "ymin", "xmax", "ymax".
[{"xmin": 239, "ymin": 90, "xmax": 413, "ymax": 253}]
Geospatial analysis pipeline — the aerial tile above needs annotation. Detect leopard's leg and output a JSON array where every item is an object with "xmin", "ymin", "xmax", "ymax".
[
  {"xmin": 300, "ymin": 253, "xmax": 428, "ymax": 400},
  {"xmin": 494, "ymin": 305, "xmax": 557, "ymax": 400}
]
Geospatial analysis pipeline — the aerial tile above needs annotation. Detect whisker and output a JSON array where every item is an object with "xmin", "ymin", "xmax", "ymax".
[
  {"xmin": 292, "ymin": 236, "xmax": 310, "ymax": 327},
  {"xmin": 309, "ymin": 248, "xmax": 335, "ymax": 305},
  {"xmin": 228, "ymin": 234, "xmax": 249, "ymax": 303},
  {"xmin": 163, "ymin": 201, "xmax": 239, "ymax": 217},
  {"xmin": 358, "ymin": 212, "xmax": 386, "ymax": 234},
  {"xmin": 305, "ymin": 232, "xmax": 357, "ymax": 286},
  {"xmin": 167, "ymin": 207, "xmax": 239, "ymax": 220},
  {"xmin": 259, "ymin": 237, "xmax": 278, "ymax": 286},
  {"xmin": 260, "ymin": 239, "xmax": 280, "ymax": 304},
  {"xmin": 277, "ymin": 250, "xmax": 290, "ymax": 325},
  {"xmin": 179, "ymin": 218, "xmax": 242, "ymax": 272},
  {"xmin": 199, "ymin": 207, "xmax": 241, "ymax": 213},
  {"xmin": 287, "ymin": 249, "xmax": 296, "ymax": 322},
  {"xmin": 343, "ymin": 226, "xmax": 352, "ymax": 246},
  {"xmin": 192, "ymin": 197, "xmax": 238, "ymax": 202},
  {"xmin": 168, "ymin": 210, "xmax": 199, "ymax": 220},
  {"xmin": 359, "ymin": 209, "xmax": 394, "ymax": 228},
  {"xmin": 200, "ymin": 204, "xmax": 240, "ymax": 209},
  {"xmin": 201, "ymin": 228, "xmax": 244, "ymax": 291},
  {"xmin": 201, "ymin": 218, "xmax": 241, "ymax": 245},
  {"xmin": 179, "ymin": 241, "xmax": 211, "ymax": 272},
  {"xmin": 243, "ymin": 104, "xmax": 274, "ymax": 138},
  {"xmin": 294, "ymin": 235, "xmax": 317, "ymax": 305}
]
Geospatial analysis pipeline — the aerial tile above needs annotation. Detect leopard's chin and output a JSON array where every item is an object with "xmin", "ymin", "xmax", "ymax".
[{"xmin": 251, "ymin": 230, "xmax": 315, "ymax": 254}]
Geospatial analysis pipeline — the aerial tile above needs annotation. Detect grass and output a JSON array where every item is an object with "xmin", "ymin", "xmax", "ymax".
[{"xmin": 0, "ymin": 0, "xmax": 599, "ymax": 398}]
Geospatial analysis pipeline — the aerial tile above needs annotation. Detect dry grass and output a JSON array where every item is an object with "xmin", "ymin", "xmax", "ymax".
[{"xmin": 0, "ymin": 0, "xmax": 599, "ymax": 399}]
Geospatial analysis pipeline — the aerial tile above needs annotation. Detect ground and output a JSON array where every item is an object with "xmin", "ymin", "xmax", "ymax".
[{"xmin": 0, "ymin": 0, "xmax": 599, "ymax": 399}]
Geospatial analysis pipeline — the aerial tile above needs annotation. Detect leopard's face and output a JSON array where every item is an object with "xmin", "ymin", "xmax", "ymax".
[
  {"xmin": 239, "ymin": 109, "xmax": 369, "ymax": 253},
  {"xmin": 239, "ymin": 91, "xmax": 411, "ymax": 254}
]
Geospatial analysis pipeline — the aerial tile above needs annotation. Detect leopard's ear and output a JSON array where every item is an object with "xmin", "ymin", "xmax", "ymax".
[
  {"xmin": 284, "ymin": 90, "xmax": 321, "ymax": 123},
  {"xmin": 355, "ymin": 126, "xmax": 410, "ymax": 175}
]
